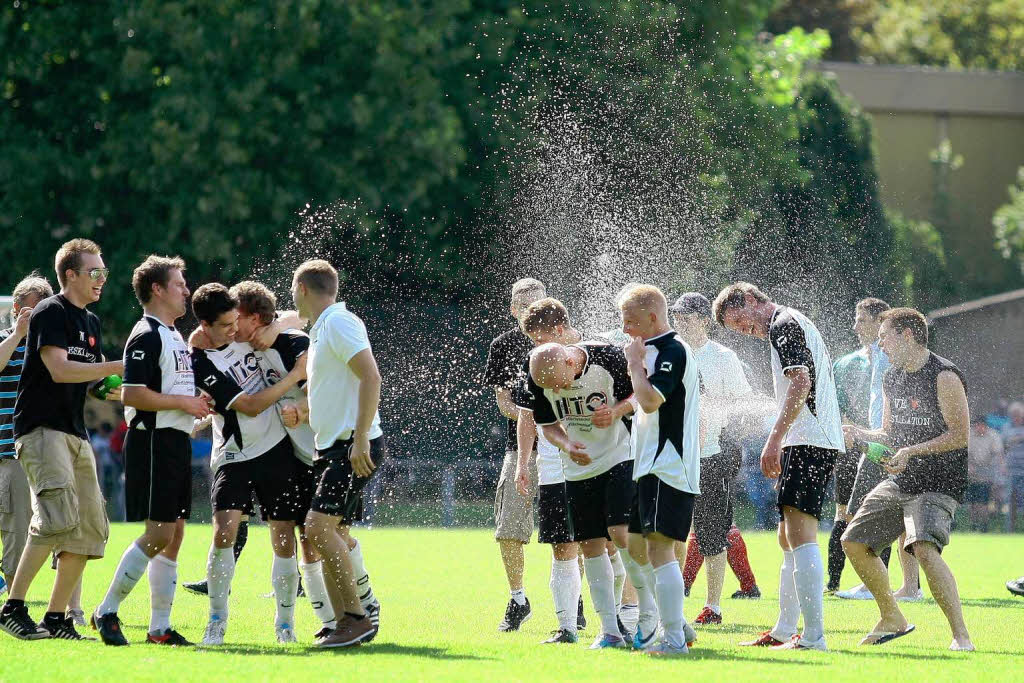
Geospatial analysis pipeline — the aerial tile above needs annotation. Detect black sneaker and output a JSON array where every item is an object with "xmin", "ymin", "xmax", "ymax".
[
  {"xmin": 1008, "ymin": 577, "xmax": 1024, "ymax": 597},
  {"xmin": 576, "ymin": 596, "xmax": 586, "ymax": 630},
  {"xmin": 147, "ymin": 628, "xmax": 193, "ymax": 646},
  {"xmin": 364, "ymin": 599, "xmax": 380, "ymax": 642},
  {"xmin": 542, "ymin": 628, "xmax": 578, "ymax": 644},
  {"xmin": 91, "ymin": 611, "xmax": 129, "ymax": 646},
  {"xmin": 40, "ymin": 616, "xmax": 93, "ymax": 641},
  {"xmin": 313, "ymin": 626, "xmax": 334, "ymax": 643},
  {"xmin": 183, "ymin": 580, "xmax": 209, "ymax": 596},
  {"xmin": 0, "ymin": 605, "xmax": 50, "ymax": 640},
  {"xmin": 684, "ymin": 584, "xmax": 691, "ymax": 598},
  {"xmin": 497, "ymin": 597, "xmax": 531, "ymax": 632},
  {"xmin": 731, "ymin": 585, "xmax": 761, "ymax": 600}
]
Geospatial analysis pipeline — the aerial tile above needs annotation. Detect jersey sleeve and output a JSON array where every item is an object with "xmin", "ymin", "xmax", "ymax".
[
  {"xmin": 31, "ymin": 302, "xmax": 68, "ymax": 351},
  {"xmin": 326, "ymin": 313, "xmax": 371, "ymax": 364},
  {"xmin": 771, "ymin": 319, "xmax": 813, "ymax": 374},
  {"xmin": 483, "ymin": 335, "xmax": 516, "ymax": 390},
  {"xmin": 511, "ymin": 358, "xmax": 532, "ymax": 409},
  {"xmin": 524, "ymin": 371, "xmax": 558, "ymax": 426},
  {"xmin": 191, "ymin": 350, "xmax": 245, "ymax": 411},
  {"xmin": 122, "ymin": 329, "xmax": 162, "ymax": 388},
  {"xmin": 271, "ymin": 330, "xmax": 310, "ymax": 371},
  {"xmin": 649, "ymin": 342, "xmax": 685, "ymax": 400},
  {"xmin": 607, "ymin": 347, "xmax": 634, "ymax": 401}
]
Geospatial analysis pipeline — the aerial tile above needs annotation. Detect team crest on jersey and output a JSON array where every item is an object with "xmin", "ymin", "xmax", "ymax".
[{"xmin": 89, "ymin": 336, "xmax": 96, "ymax": 347}]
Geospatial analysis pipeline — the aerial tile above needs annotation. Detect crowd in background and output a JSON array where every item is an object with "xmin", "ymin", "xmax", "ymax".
[{"xmin": 969, "ymin": 400, "xmax": 1024, "ymax": 531}]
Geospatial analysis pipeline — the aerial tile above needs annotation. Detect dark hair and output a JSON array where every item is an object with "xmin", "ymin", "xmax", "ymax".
[
  {"xmin": 293, "ymin": 259, "xmax": 339, "ymax": 297},
  {"xmin": 711, "ymin": 282, "xmax": 770, "ymax": 326},
  {"xmin": 520, "ymin": 297, "xmax": 570, "ymax": 334},
  {"xmin": 880, "ymin": 307, "xmax": 928, "ymax": 346},
  {"xmin": 231, "ymin": 281, "xmax": 276, "ymax": 325},
  {"xmin": 856, "ymin": 297, "xmax": 890, "ymax": 318},
  {"xmin": 132, "ymin": 255, "xmax": 186, "ymax": 305},
  {"xmin": 54, "ymin": 238, "xmax": 101, "ymax": 287},
  {"xmin": 191, "ymin": 283, "xmax": 238, "ymax": 324}
]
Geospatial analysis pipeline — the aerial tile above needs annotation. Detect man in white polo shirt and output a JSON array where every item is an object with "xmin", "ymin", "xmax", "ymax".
[{"xmin": 291, "ymin": 259, "xmax": 385, "ymax": 650}]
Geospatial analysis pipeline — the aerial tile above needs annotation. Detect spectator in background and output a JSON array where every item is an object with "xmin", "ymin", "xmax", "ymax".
[
  {"xmin": 967, "ymin": 418, "xmax": 1004, "ymax": 530},
  {"xmin": 90, "ymin": 422, "xmax": 124, "ymax": 522},
  {"xmin": 1002, "ymin": 402, "xmax": 1024, "ymax": 531}
]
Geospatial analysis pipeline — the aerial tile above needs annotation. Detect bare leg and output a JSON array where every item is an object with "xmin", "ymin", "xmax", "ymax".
[
  {"xmin": 305, "ymin": 511, "xmax": 363, "ymax": 617},
  {"xmin": 48, "ymin": 552, "xmax": 88, "ymax": 614},
  {"xmin": 843, "ymin": 540, "xmax": 908, "ymax": 634},
  {"xmin": 158, "ymin": 520, "xmax": 186, "ymax": 561},
  {"xmin": 68, "ymin": 576, "xmax": 83, "ymax": 612},
  {"xmin": 893, "ymin": 533, "xmax": 921, "ymax": 597},
  {"xmin": 705, "ymin": 551, "xmax": 727, "ymax": 609},
  {"xmin": 913, "ymin": 542, "xmax": 973, "ymax": 648},
  {"xmin": 498, "ymin": 539, "xmax": 525, "ymax": 592},
  {"xmin": 7, "ymin": 544, "xmax": 52, "ymax": 601}
]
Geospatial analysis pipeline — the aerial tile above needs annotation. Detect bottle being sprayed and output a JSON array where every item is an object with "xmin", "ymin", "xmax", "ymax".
[
  {"xmin": 864, "ymin": 441, "xmax": 893, "ymax": 465},
  {"xmin": 92, "ymin": 374, "xmax": 122, "ymax": 400}
]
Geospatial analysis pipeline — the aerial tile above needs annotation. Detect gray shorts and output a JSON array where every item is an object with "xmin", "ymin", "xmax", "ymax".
[
  {"xmin": 0, "ymin": 458, "xmax": 32, "ymax": 577},
  {"xmin": 842, "ymin": 479, "xmax": 958, "ymax": 556},
  {"xmin": 846, "ymin": 454, "xmax": 887, "ymax": 516},
  {"xmin": 494, "ymin": 450, "xmax": 537, "ymax": 543}
]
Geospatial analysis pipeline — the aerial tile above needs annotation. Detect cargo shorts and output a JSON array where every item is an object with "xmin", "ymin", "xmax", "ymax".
[
  {"xmin": 842, "ymin": 479, "xmax": 957, "ymax": 556},
  {"xmin": 0, "ymin": 458, "xmax": 32, "ymax": 577},
  {"xmin": 15, "ymin": 428, "xmax": 109, "ymax": 559},
  {"xmin": 494, "ymin": 450, "xmax": 537, "ymax": 543}
]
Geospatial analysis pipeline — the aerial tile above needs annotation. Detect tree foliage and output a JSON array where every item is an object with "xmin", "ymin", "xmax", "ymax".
[{"xmin": 993, "ymin": 167, "xmax": 1024, "ymax": 277}]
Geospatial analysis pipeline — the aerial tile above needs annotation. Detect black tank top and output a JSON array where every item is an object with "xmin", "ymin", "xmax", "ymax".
[{"xmin": 884, "ymin": 352, "xmax": 968, "ymax": 501}]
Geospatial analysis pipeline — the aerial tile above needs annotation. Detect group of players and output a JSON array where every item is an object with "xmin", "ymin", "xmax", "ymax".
[
  {"xmin": 0, "ymin": 239, "xmax": 385, "ymax": 648},
  {"xmin": 484, "ymin": 278, "xmax": 976, "ymax": 654}
]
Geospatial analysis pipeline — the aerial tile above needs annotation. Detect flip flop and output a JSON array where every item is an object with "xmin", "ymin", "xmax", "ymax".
[{"xmin": 860, "ymin": 624, "xmax": 915, "ymax": 645}]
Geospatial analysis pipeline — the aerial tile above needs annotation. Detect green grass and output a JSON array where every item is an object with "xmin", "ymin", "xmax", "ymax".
[{"xmin": 2, "ymin": 524, "xmax": 1022, "ymax": 681}]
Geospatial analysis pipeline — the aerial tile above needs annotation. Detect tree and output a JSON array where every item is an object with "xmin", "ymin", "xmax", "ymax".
[{"xmin": 993, "ymin": 167, "xmax": 1024, "ymax": 277}]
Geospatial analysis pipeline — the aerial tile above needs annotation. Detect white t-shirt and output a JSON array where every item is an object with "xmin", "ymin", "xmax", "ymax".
[
  {"xmin": 693, "ymin": 340, "xmax": 753, "ymax": 458},
  {"xmin": 308, "ymin": 302, "xmax": 383, "ymax": 450}
]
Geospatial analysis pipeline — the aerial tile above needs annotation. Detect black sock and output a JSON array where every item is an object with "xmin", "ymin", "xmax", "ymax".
[
  {"xmin": 2, "ymin": 599, "xmax": 24, "ymax": 612},
  {"xmin": 827, "ymin": 520, "xmax": 848, "ymax": 590},
  {"xmin": 233, "ymin": 520, "xmax": 249, "ymax": 562},
  {"xmin": 880, "ymin": 545, "xmax": 892, "ymax": 568},
  {"xmin": 43, "ymin": 611, "xmax": 64, "ymax": 623}
]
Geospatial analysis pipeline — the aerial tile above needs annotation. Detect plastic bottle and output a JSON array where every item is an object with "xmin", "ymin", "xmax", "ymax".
[
  {"xmin": 865, "ymin": 441, "xmax": 893, "ymax": 465},
  {"xmin": 93, "ymin": 374, "xmax": 122, "ymax": 399}
]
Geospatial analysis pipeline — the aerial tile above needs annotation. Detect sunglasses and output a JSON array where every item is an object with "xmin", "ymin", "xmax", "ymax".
[{"xmin": 76, "ymin": 267, "xmax": 110, "ymax": 281}]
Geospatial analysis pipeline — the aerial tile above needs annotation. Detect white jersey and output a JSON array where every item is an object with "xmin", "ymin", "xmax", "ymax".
[
  {"xmin": 693, "ymin": 340, "xmax": 753, "ymax": 458},
  {"xmin": 768, "ymin": 307, "xmax": 844, "ymax": 451},
  {"xmin": 122, "ymin": 315, "xmax": 196, "ymax": 433},
  {"xmin": 260, "ymin": 329, "xmax": 315, "ymax": 466}
]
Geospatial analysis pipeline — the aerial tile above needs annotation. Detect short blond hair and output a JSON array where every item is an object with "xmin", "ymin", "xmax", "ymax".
[
  {"xmin": 510, "ymin": 278, "xmax": 546, "ymax": 308},
  {"xmin": 12, "ymin": 271, "xmax": 53, "ymax": 307},
  {"xmin": 712, "ymin": 282, "xmax": 770, "ymax": 326},
  {"xmin": 294, "ymin": 259, "xmax": 339, "ymax": 297},
  {"xmin": 54, "ymin": 238, "xmax": 101, "ymax": 287},
  {"xmin": 616, "ymin": 284, "xmax": 668, "ymax": 318}
]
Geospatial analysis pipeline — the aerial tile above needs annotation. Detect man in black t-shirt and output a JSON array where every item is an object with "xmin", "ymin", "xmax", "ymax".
[
  {"xmin": 0, "ymin": 239, "xmax": 123, "ymax": 642},
  {"xmin": 842, "ymin": 308, "xmax": 974, "ymax": 651},
  {"xmin": 483, "ymin": 278, "xmax": 545, "ymax": 631}
]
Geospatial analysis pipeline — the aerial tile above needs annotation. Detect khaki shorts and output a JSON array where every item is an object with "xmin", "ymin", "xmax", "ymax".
[
  {"xmin": 15, "ymin": 428, "xmax": 109, "ymax": 559},
  {"xmin": 0, "ymin": 458, "xmax": 32, "ymax": 577},
  {"xmin": 842, "ymin": 479, "xmax": 957, "ymax": 556},
  {"xmin": 494, "ymin": 450, "xmax": 537, "ymax": 543}
]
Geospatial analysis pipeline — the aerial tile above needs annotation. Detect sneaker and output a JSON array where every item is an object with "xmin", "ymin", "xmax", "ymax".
[
  {"xmin": 90, "ymin": 611, "xmax": 129, "ymax": 646},
  {"xmin": 824, "ymin": 586, "xmax": 838, "ymax": 596},
  {"xmin": 317, "ymin": 615, "xmax": 374, "ymax": 648},
  {"xmin": 684, "ymin": 584, "xmax": 691, "ymax": 598},
  {"xmin": 200, "ymin": 617, "xmax": 227, "ymax": 646},
  {"xmin": 588, "ymin": 632, "xmax": 627, "ymax": 649},
  {"xmin": 66, "ymin": 608, "xmax": 86, "ymax": 627},
  {"xmin": 633, "ymin": 611, "xmax": 659, "ymax": 650},
  {"xmin": 683, "ymin": 621, "xmax": 698, "ymax": 647},
  {"xmin": 147, "ymin": 628, "xmax": 193, "ymax": 646},
  {"xmin": 1007, "ymin": 577, "xmax": 1024, "ymax": 597},
  {"xmin": 731, "ymin": 585, "xmax": 761, "ymax": 599},
  {"xmin": 694, "ymin": 606, "xmax": 722, "ymax": 625},
  {"xmin": 645, "ymin": 637, "xmax": 689, "ymax": 657},
  {"xmin": 896, "ymin": 588, "xmax": 924, "ymax": 602},
  {"xmin": 365, "ymin": 598, "xmax": 381, "ymax": 629},
  {"xmin": 576, "ymin": 596, "xmax": 586, "ymax": 630},
  {"xmin": 183, "ymin": 580, "xmax": 209, "ymax": 596},
  {"xmin": 618, "ymin": 603, "xmax": 639, "ymax": 634},
  {"xmin": 616, "ymin": 614, "xmax": 634, "ymax": 642},
  {"xmin": 0, "ymin": 576, "xmax": 7, "ymax": 596},
  {"xmin": 40, "ymin": 616, "xmax": 92, "ymax": 640},
  {"xmin": 0, "ymin": 604, "xmax": 49, "ymax": 640},
  {"xmin": 739, "ymin": 630, "xmax": 787, "ymax": 647},
  {"xmin": 542, "ymin": 628, "xmax": 578, "ymax": 644},
  {"xmin": 498, "ymin": 597, "xmax": 531, "ymax": 632},
  {"xmin": 772, "ymin": 634, "xmax": 828, "ymax": 651},
  {"xmin": 313, "ymin": 626, "xmax": 333, "ymax": 643},
  {"xmin": 276, "ymin": 625, "xmax": 297, "ymax": 643},
  {"xmin": 836, "ymin": 584, "xmax": 873, "ymax": 600}
]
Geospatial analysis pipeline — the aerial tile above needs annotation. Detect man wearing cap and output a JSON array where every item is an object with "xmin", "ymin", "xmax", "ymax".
[{"xmin": 670, "ymin": 293, "xmax": 760, "ymax": 626}]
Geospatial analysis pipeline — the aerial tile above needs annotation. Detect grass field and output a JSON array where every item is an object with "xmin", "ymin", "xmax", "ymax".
[{"xmin": 1, "ymin": 524, "xmax": 1022, "ymax": 681}]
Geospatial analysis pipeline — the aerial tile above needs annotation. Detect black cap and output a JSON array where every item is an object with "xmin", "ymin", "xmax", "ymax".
[{"xmin": 669, "ymin": 293, "xmax": 711, "ymax": 318}]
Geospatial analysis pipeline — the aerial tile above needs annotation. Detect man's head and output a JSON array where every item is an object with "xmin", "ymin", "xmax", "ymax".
[
  {"xmin": 1008, "ymin": 401, "xmax": 1024, "ymax": 427},
  {"xmin": 971, "ymin": 417, "xmax": 990, "ymax": 435},
  {"xmin": 669, "ymin": 293, "xmax": 712, "ymax": 344},
  {"xmin": 231, "ymin": 281, "xmax": 276, "ymax": 342},
  {"xmin": 877, "ymin": 307, "xmax": 928, "ymax": 367},
  {"xmin": 292, "ymin": 259, "xmax": 338, "ymax": 320},
  {"xmin": 54, "ymin": 238, "xmax": 107, "ymax": 304},
  {"xmin": 853, "ymin": 297, "xmax": 890, "ymax": 347},
  {"xmin": 11, "ymin": 271, "xmax": 53, "ymax": 313},
  {"xmin": 519, "ymin": 297, "xmax": 572, "ymax": 345},
  {"xmin": 132, "ymin": 255, "xmax": 189, "ymax": 319},
  {"xmin": 712, "ymin": 282, "xmax": 773, "ymax": 339},
  {"xmin": 618, "ymin": 284, "xmax": 670, "ymax": 340},
  {"xmin": 529, "ymin": 342, "xmax": 581, "ymax": 392},
  {"xmin": 191, "ymin": 283, "xmax": 239, "ymax": 347},
  {"xmin": 509, "ymin": 278, "xmax": 547, "ymax": 321}
]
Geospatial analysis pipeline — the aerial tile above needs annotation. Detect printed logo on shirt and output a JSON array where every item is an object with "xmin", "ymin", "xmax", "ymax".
[
  {"xmin": 659, "ymin": 361, "xmax": 673, "ymax": 373},
  {"xmin": 79, "ymin": 331, "xmax": 85, "ymax": 342},
  {"xmin": 131, "ymin": 350, "xmax": 146, "ymax": 361},
  {"xmin": 554, "ymin": 391, "xmax": 608, "ymax": 420},
  {"xmin": 205, "ymin": 374, "xmax": 218, "ymax": 386},
  {"xmin": 173, "ymin": 349, "xmax": 192, "ymax": 372},
  {"xmin": 89, "ymin": 336, "xmax": 96, "ymax": 347}
]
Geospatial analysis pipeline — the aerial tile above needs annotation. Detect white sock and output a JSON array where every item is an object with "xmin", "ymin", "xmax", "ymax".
[
  {"xmin": 147, "ymin": 554, "xmax": 177, "ymax": 634},
  {"xmin": 583, "ymin": 554, "xmax": 619, "ymax": 637},
  {"xmin": 609, "ymin": 549, "xmax": 626, "ymax": 608},
  {"xmin": 348, "ymin": 538, "xmax": 377, "ymax": 609},
  {"xmin": 705, "ymin": 551, "xmax": 727, "ymax": 614},
  {"xmin": 621, "ymin": 552, "xmax": 659, "ymax": 623},
  {"xmin": 792, "ymin": 542, "xmax": 826, "ymax": 643},
  {"xmin": 550, "ymin": 558, "xmax": 581, "ymax": 633},
  {"xmin": 653, "ymin": 562, "xmax": 686, "ymax": 648},
  {"xmin": 300, "ymin": 561, "xmax": 336, "ymax": 629},
  {"xmin": 510, "ymin": 588, "xmax": 527, "ymax": 606},
  {"xmin": 771, "ymin": 550, "xmax": 799, "ymax": 641},
  {"xmin": 272, "ymin": 554, "xmax": 300, "ymax": 629},
  {"xmin": 97, "ymin": 543, "xmax": 150, "ymax": 616},
  {"xmin": 207, "ymin": 545, "xmax": 235, "ymax": 621}
]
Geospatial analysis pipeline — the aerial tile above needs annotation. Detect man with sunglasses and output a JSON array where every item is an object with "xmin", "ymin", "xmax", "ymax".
[{"xmin": 0, "ymin": 239, "xmax": 123, "ymax": 641}]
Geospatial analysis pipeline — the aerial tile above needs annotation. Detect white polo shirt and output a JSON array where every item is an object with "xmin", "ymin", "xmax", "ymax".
[{"xmin": 308, "ymin": 302, "xmax": 383, "ymax": 449}]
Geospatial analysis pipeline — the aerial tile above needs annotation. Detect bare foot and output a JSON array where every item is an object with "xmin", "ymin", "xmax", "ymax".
[
  {"xmin": 949, "ymin": 638, "xmax": 975, "ymax": 652},
  {"xmin": 870, "ymin": 615, "xmax": 909, "ymax": 635}
]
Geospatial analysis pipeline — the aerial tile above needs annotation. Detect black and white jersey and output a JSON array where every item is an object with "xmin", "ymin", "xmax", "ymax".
[
  {"xmin": 192, "ymin": 341, "xmax": 286, "ymax": 470},
  {"xmin": 631, "ymin": 332, "xmax": 701, "ymax": 494},
  {"xmin": 260, "ymin": 329, "xmax": 315, "ymax": 465},
  {"xmin": 122, "ymin": 315, "xmax": 196, "ymax": 433},
  {"xmin": 518, "ymin": 341, "xmax": 633, "ymax": 481},
  {"xmin": 768, "ymin": 307, "xmax": 844, "ymax": 450}
]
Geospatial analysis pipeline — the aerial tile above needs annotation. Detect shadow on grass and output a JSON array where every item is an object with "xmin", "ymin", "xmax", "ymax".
[
  {"xmin": 711, "ymin": 623, "xmax": 865, "ymax": 636},
  {"xmin": 195, "ymin": 643, "xmax": 490, "ymax": 661},
  {"xmin": 958, "ymin": 597, "xmax": 1023, "ymax": 609}
]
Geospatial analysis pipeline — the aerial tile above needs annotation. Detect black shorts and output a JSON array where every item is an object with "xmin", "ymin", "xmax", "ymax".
[
  {"xmin": 211, "ymin": 437, "xmax": 303, "ymax": 521},
  {"xmin": 628, "ymin": 474, "xmax": 695, "ymax": 542},
  {"xmin": 125, "ymin": 428, "xmax": 192, "ymax": 523},
  {"xmin": 778, "ymin": 445, "xmax": 838, "ymax": 521},
  {"xmin": 832, "ymin": 445, "xmax": 861, "ymax": 507},
  {"xmin": 566, "ymin": 460, "xmax": 634, "ymax": 542},
  {"xmin": 538, "ymin": 483, "xmax": 573, "ymax": 545},
  {"xmin": 309, "ymin": 436, "xmax": 388, "ymax": 523},
  {"xmin": 292, "ymin": 460, "xmax": 316, "ymax": 524},
  {"xmin": 693, "ymin": 453, "xmax": 734, "ymax": 556}
]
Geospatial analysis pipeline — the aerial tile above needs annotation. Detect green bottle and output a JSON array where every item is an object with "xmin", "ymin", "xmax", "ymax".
[
  {"xmin": 93, "ymin": 374, "xmax": 122, "ymax": 399},
  {"xmin": 865, "ymin": 441, "xmax": 893, "ymax": 465}
]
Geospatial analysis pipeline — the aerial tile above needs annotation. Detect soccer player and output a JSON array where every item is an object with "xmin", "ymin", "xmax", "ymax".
[
  {"xmin": 668, "ymin": 293, "xmax": 758, "ymax": 624},
  {"xmin": 517, "ymin": 300, "xmax": 636, "ymax": 649},
  {"xmin": 619, "ymin": 284, "xmax": 701, "ymax": 656},
  {"xmin": 0, "ymin": 239, "xmax": 122, "ymax": 641},
  {"xmin": 714, "ymin": 282, "xmax": 843, "ymax": 651},
  {"xmin": 92, "ymin": 256, "xmax": 211, "ymax": 647},
  {"xmin": 189, "ymin": 284, "xmax": 308, "ymax": 645},
  {"xmin": 291, "ymin": 259, "xmax": 385, "ymax": 649},
  {"xmin": 0, "ymin": 273, "xmax": 53, "ymax": 594},
  {"xmin": 841, "ymin": 308, "xmax": 974, "ymax": 651}
]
